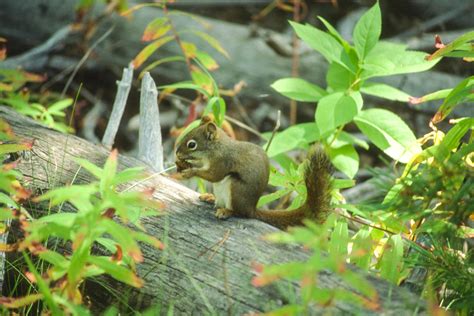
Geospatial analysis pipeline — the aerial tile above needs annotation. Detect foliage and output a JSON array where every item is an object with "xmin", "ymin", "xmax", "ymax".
[
  {"xmin": 125, "ymin": 0, "xmax": 228, "ymax": 127},
  {"xmin": 256, "ymin": 2, "xmax": 473, "ymax": 315},
  {"xmin": 0, "ymin": 145, "xmax": 164, "ymax": 314},
  {"xmin": 0, "ymin": 39, "xmax": 74, "ymax": 133},
  {"xmin": 265, "ymin": 1, "xmax": 436, "ymax": 192}
]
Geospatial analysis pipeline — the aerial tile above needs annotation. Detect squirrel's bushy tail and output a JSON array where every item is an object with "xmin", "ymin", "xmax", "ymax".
[{"xmin": 254, "ymin": 145, "xmax": 333, "ymax": 229}]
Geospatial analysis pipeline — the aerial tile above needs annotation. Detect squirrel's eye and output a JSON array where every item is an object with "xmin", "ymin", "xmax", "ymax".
[{"xmin": 186, "ymin": 139, "xmax": 197, "ymax": 150}]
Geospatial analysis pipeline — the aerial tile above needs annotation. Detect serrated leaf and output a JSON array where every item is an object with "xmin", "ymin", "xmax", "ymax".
[
  {"xmin": 361, "ymin": 82, "xmax": 411, "ymax": 102},
  {"xmin": 132, "ymin": 36, "xmax": 174, "ymax": 68},
  {"xmin": 265, "ymin": 123, "xmax": 320, "ymax": 157},
  {"xmin": 271, "ymin": 78, "xmax": 326, "ymax": 102},
  {"xmin": 354, "ymin": 108, "xmax": 421, "ymax": 163},
  {"xmin": 353, "ymin": 2, "xmax": 381, "ymax": 60},
  {"xmin": 142, "ymin": 17, "xmax": 170, "ymax": 42}
]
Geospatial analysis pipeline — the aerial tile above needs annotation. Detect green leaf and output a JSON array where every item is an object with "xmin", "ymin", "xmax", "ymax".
[
  {"xmin": 271, "ymin": 78, "xmax": 326, "ymax": 102},
  {"xmin": 426, "ymin": 30, "xmax": 474, "ymax": 60},
  {"xmin": 328, "ymin": 144, "xmax": 359, "ymax": 179},
  {"xmin": 0, "ymin": 142, "xmax": 31, "ymax": 155},
  {"xmin": 317, "ymin": 16, "xmax": 351, "ymax": 49},
  {"xmin": 257, "ymin": 188, "xmax": 291, "ymax": 208},
  {"xmin": 88, "ymin": 256, "xmax": 144, "ymax": 287},
  {"xmin": 361, "ymin": 82, "xmax": 411, "ymax": 102},
  {"xmin": 265, "ymin": 123, "xmax": 320, "ymax": 157},
  {"xmin": 326, "ymin": 62, "xmax": 355, "ymax": 90},
  {"xmin": 159, "ymin": 81, "xmax": 211, "ymax": 98},
  {"xmin": 100, "ymin": 219, "xmax": 142, "ymax": 261},
  {"xmin": 432, "ymin": 76, "xmax": 474, "ymax": 123},
  {"xmin": 290, "ymin": 21, "xmax": 343, "ymax": 64},
  {"xmin": 379, "ymin": 235, "xmax": 404, "ymax": 284},
  {"xmin": 354, "ymin": 108, "xmax": 421, "ymax": 163},
  {"xmin": 332, "ymin": 179, "xmax": 355, "ymax": 190},
  {"xmin": 75, "ymin": 157, "xmax": 103, "ymax": 179},
  {"xmin": 316, "ymin": 92, "xmax": 362, "ymax": 136},
  {"xmin": 187, "ymin": 30, "xmax": 230, "ymax": 58},
  {"xmin": 139, "ymin": 56, "xmax": 186, "ymax": 78},
  {"xmin": 112, "ymin": 167, "xmax": 146, "ymax": 186},
  {"xmin": 408, "ymin": 89, "xmax": 451, "ymax": 104},
  {"xmin": 204, "ymin": 97, "xmax": 226, "ymax": 126},
  {"xmin": 353, "ymin": 2, "xmax": 381, "ymax": 60},
  {"xmin": 47, "ymin": 98, "xmax": 73, "ymax": 116},
  {"xmin": 350, "ymin": 227, "xmax": 373, "ymax": 270},
  {"xmin": 195, "ymin": 50, "xmax": 218, "ymax": 71},
  {"xmin": 132, "ymin": 36, "xmax": 174, "ymax": 68},
  {"xmin": 361, "ymin": 42, "xmax": 438, "ymax": 79},
  {"xmin": 329, "ymin": 220, "xmax": 349, "ymax": 257}
]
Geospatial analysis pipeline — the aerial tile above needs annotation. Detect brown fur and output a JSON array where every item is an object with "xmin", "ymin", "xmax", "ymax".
[{"xmin": 175, "ymin": 116, "xmax": 332, "ymax": 229}]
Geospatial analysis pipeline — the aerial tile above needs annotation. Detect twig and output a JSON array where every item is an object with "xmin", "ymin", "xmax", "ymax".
[
  {"xmin": 138, "ymin": 72, "xmax": 164, "ymax": 172},
  {"xmin": 61, "ymin": 26, "xmax": 115, "ymax": 98},
  {"xmin": 101, "ymin": 64, "xmax": 134, "ymax": 149},
  {"xmin": 265, "ymin": 110, "xmax": 281, "ymax": 152},
  {"xmin": 290, "ymin": 0, "xmax": 301, "ymax": 125},
  {"xmin": 224, "ymin": 115, "xmax": 264, "ymax": 140}
]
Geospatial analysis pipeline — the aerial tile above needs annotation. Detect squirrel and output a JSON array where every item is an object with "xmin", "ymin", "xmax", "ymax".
[{"xmin": 175, "ymin": 115, "xmax": 333, "ymax": 230}]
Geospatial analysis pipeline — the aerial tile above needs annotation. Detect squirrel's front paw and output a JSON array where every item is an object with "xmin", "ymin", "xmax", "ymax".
[
  {"xmin": 215, "ymin": 208, "xmax": 234, "ymax": 219},
  {"xmin": 199, "ymin": 193, "xmax": 215, "ymax": 204}
]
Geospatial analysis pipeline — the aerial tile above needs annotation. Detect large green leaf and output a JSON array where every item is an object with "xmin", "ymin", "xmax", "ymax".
[
  {"xmin": 315, "ymin": 92, "xmax": 362, "ymax": 136},
  {"xmin": 354, "ymin": 108, "xmax": 421, "ymax": 163},
  {"xmin": 88, "ymin": 256, "xmax": 144, "ymax": 287},
  {"xmin": 326, "ymin": 62, "xmax": 355, "ymax": 90},
  {"xmin": 290, "ymin": 21, "xmax": 343, "ymax": 64},
  {"xmin": 328, "ymin": 144, "xmax": 359, "ymax": 179},
  {"xmin": 265, "ymin": 123, "xmax": 320, "ymax": 157},
  {"xmin": 353, "ymin": 2, "xmax": 381, "ymax": 60},
  {"xmin": 379, "ymin": 235, "xmax": 404, "ymax": 284},
  {"xmin": 271, "ymin": 78, "xmax": 326, "ymax": 102},
  {"xmin": 361, "ymin": 82, "xmax": 411, "ymax": 102},
  {"xmin": 361, "ymin": 42, "xmax": 438, "ymax": 79}
]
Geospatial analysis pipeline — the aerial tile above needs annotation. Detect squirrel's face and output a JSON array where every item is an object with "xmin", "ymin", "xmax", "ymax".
[{"xmin": 175, "ymin": 120, "xmax": 218, "ymax": 172}]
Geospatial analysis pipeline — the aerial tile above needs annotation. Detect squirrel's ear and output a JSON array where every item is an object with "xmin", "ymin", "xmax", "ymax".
[
  {"xmin": 205, "ymin": 122, "xmax": 217, "ymax": 140},
  {"xmin": 200, "ymin": 115, "xmax": 213, "ymax": 125}
]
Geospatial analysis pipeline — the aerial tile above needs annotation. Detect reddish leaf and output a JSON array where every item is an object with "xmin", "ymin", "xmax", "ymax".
[
  {"xmin": 142, "ymin": 17, "xmax": 170, "ymax": 42},
  {"xmin": 0, "ymin": 37, "xmax": 6, "ymax": 60},
  {"xmin": 112, "ymin": 244, "xmax": 123, "ymax": 261},
  {"xmin": 102, "ymin": 208, "xmax": 116, "ymax": 218},
  {"xmin": 434, "ymin": 34, "xmax": 445, "ymax": 49}
]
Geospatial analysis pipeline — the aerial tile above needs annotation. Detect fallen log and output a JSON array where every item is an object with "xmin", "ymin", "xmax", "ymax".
[{"xmin": 0, "ymin": 106, "xmax": 425, "ymax": 314}]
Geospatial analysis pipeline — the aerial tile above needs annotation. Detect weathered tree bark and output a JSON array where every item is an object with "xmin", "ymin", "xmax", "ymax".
[{"xmin": 0, "ymin": 106, "xmax": 425, "ymax": 314}]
